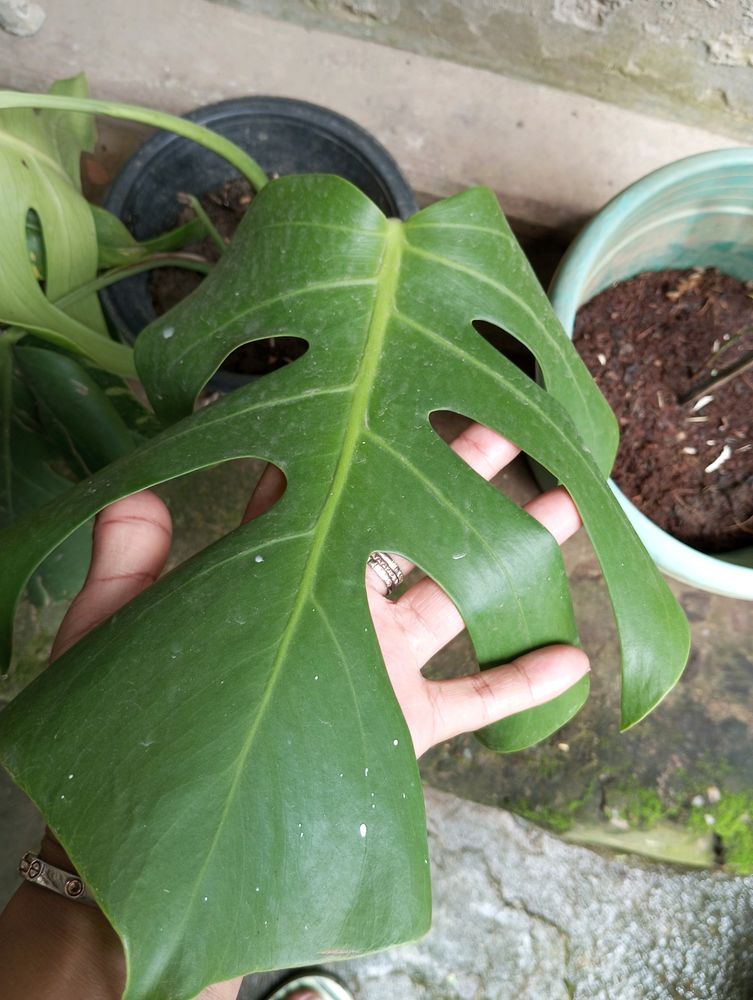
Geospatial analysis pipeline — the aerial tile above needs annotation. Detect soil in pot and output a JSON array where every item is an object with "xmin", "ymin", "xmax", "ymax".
[
  {"xmin": 150, "ymin": 177, "xmax": 306, "ymax": 376},
  {"xmin": 573, "ymin": 267, "xmax": 753, "ymax": 553}
]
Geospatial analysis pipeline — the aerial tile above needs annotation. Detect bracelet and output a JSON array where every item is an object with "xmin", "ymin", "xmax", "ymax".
[{"xmin": 18, "ymin": 852, "xmax": 96, "ymax": 907}]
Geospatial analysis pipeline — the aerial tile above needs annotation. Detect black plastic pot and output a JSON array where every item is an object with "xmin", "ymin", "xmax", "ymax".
[{"xmin": 100, "ymin": 96, "xmax": 418, "ymax": 392}]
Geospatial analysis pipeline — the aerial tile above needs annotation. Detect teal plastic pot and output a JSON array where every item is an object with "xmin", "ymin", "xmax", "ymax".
[{"xmin": 549, "ymin": 149, "xmax": 753, "ymax": 600}]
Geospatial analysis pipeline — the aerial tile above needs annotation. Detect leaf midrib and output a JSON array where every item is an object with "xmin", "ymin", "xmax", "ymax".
[
  {"xmin": 136, "ymin": 218, "xmax": 402, "ymax": 962},
  {"xmin": 221, "ymin": 218, "xmax": 401, "ymax": 737}
]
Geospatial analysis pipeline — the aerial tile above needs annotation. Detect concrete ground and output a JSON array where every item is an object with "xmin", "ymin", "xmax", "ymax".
[{"xmin": 2, "ymin": 3, "xmax": 753, "ymax": 998}]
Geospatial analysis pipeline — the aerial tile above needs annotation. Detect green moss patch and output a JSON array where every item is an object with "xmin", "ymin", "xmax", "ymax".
[{"xmin": 689, "ymin": 793, "xmax": 753, "ymax": 874}]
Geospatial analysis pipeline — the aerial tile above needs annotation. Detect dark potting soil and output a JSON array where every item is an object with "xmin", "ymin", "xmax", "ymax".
[
  {"xmin": 150, "ymin": 177, "xmax": 306, "ymax": 375},
  {"xmin": 573, "ymin": 267, "xmax": 753, "ymax": 553}
]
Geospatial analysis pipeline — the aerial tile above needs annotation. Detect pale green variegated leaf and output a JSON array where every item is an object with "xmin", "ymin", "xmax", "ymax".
[
  {"xmin": 0, "ymin": 79, "xmax": 135, "ymax": 376},
  {"xmin": 45, "ymin": 72, "xmax": 96, "ymax": 191},
  {"xmin": 0, "ymin": 176, "xmax": 689, "ymax": 999}
]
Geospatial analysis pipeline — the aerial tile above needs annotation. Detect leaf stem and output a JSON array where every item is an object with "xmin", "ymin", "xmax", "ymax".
[
  {"xmin": 0, "ymin": 92, "xmax": 269, "ymax": 192},
  {"xmin": 139, "ymin": 217, "xmax": 206, "ymax": 255},
  {"xmin": 0, "ymin": 327, "xmax": 27, "ymax": 347},
  {"xmin": 178, "ymin": 193, "xmax": 226, "ymax": 255},
  {"xmin": 54, "ymin": 254, "xmax": 212, "ymax": 310}
]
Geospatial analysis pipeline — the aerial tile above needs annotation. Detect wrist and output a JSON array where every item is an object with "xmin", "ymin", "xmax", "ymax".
[{"xmin": 0, "ymin": 833, "xmax": 126, "ymax": 999}]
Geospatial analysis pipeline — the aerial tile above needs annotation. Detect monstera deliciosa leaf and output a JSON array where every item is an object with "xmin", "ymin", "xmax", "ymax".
[{"xmin": 0, "ymin": 175, "xmax": 690, "ymax": 999}]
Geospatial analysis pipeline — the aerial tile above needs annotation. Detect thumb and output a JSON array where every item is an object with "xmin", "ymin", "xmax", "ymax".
[{"xmin": 50, "ymin": 490, "xmax": 172, "ymax": 662}]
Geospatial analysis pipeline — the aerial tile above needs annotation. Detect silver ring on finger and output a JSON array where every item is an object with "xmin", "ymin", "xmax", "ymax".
[{"xmin": 367, "ymin": 550, "xmax": 404, "ymax": 596}]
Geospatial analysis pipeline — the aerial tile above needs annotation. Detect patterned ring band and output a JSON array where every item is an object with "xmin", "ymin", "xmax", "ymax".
[
  {"xmin": 19, "ymin": 852, "xmax": 97, "ymax": 907},
  {"xmin": 367, "ymin": 551, "xmax": 404, "ymax": 596}
]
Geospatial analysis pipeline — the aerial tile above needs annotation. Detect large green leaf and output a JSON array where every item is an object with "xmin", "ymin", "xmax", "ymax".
[
  {"xmin": 13, "ymin": 344, "xmax": 144, "ymax": 474},
  {"xmin": 0, "ymin": 76, "xmax": 135, "ymax": 376},
  {"xmin": 0, "ymin": 176, "xmax": 689, "ymax": 999}
]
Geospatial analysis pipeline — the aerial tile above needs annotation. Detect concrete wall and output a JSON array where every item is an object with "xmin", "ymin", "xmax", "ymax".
[
  {"xmin": 0, "ymin": 0, "xmax": 741, "ymax": 229},
  {"xmin": 214, "ymin": 0, "xmax": 753, "ymax": 140}
]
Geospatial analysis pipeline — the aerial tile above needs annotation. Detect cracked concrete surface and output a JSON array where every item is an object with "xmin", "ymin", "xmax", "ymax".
[{"xmin": 216, "ymin": 0, "xmax": 753, "ymax": 141}]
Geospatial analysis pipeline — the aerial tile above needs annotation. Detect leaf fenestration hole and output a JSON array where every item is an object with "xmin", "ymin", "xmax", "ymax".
[
  {"xmin": 222, "ymin": 336, "xmax": 308, "ymax": 377},
  {"xmin": 363, "ymin": 553, "xmax": 472, "ymax": 682},
  {"xmin": 471, "ymin": 320, "xmax": 536, "ymax": 380},
  {"xmin": 240, "ymin": 461, "xmax": 287, "ymax": 524},
  {"xmin": 25, "ymin": 208, "xmax": 46, "ymax": 290},
  {"xmin": 428, "ymin": 408, "xmax": 531, "ymax": 509},
  {"xmin": 158, "ymin": 459, "xmax": 288, "ymax": 571}
]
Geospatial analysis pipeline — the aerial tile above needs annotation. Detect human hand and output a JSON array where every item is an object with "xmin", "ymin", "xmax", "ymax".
[
  {"xmin": 54, "ymin": 421, "xmax": 589, "ymax": 755},
  {"xmin": 27, "ymin": 421, "xmax": 587, "ymax": 1000},
  {"xmin": 365, "ymin": 421, "xmax": 588, "ymax": 756}
]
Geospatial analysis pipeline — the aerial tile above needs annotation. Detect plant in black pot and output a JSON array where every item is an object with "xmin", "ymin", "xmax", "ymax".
[
  {"xmin": 100, "ymin": 96, "xmax": 418, "ymax": 392},
  {"xmin": 0, "ymin": 83, "xmax": 690, "ymax": 1000}
]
